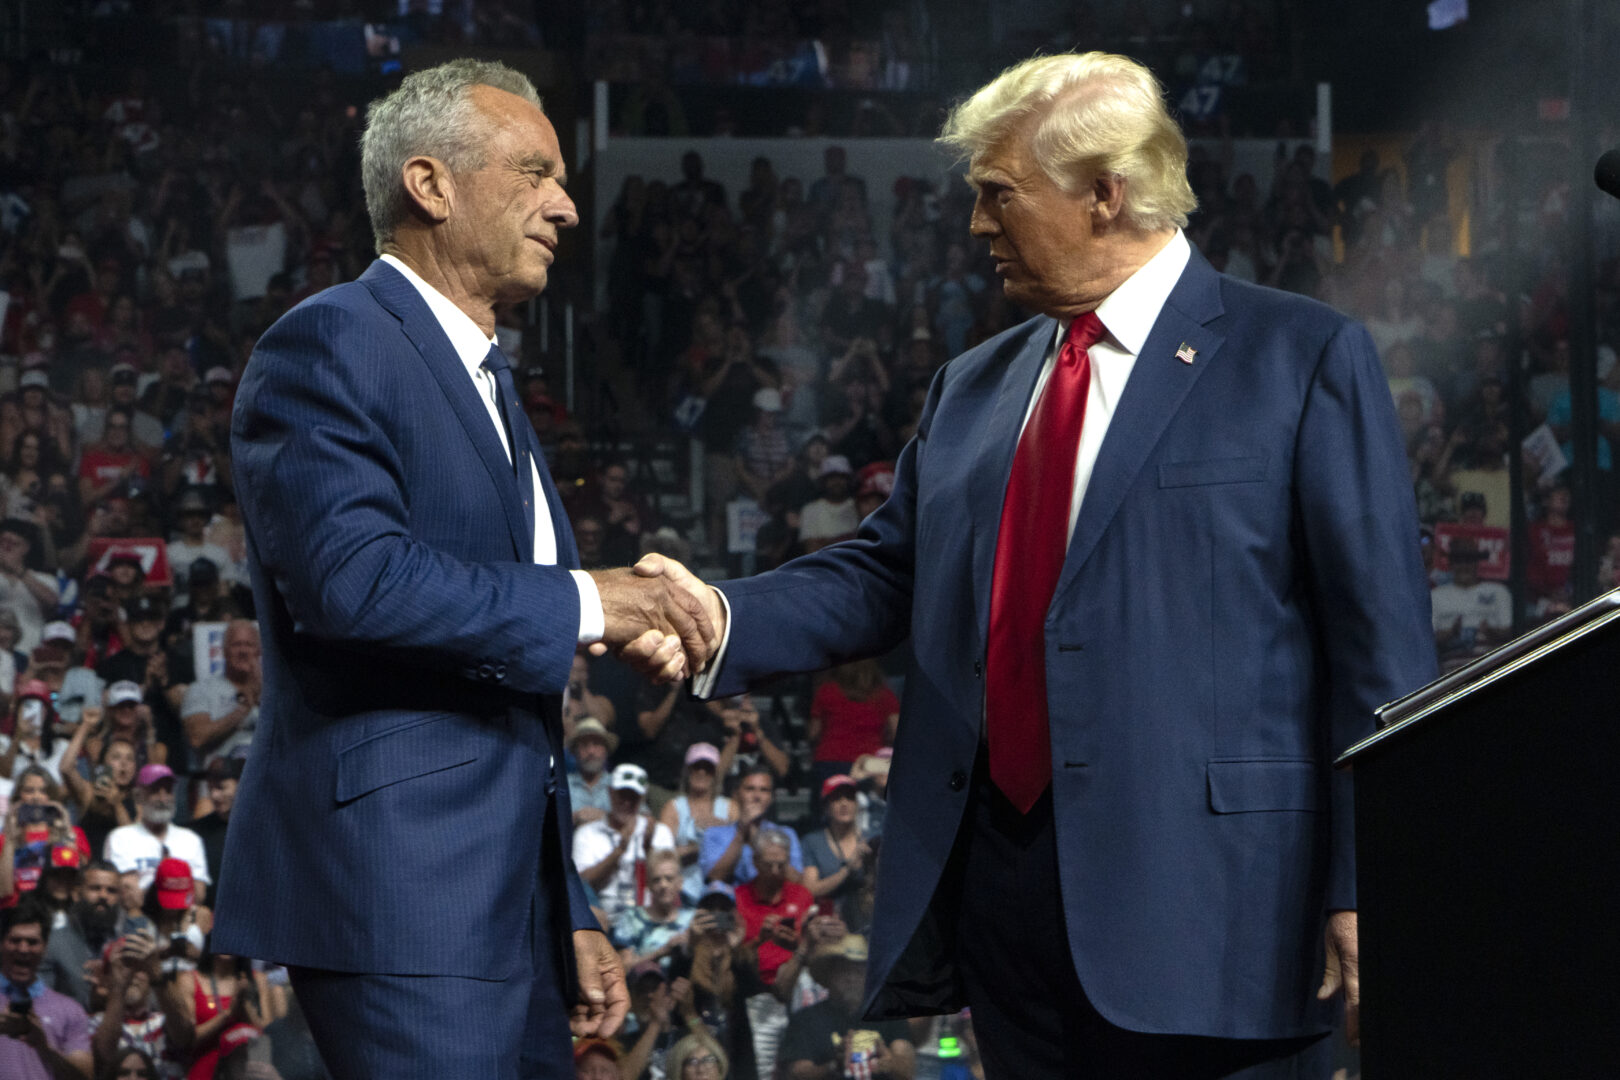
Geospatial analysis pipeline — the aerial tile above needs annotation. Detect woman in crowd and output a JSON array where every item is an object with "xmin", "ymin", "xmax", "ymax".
[
  {"xmin": 140, "ymin": 858, "xmax": 205, "ymax": 977},
  {"xmin": 100, "ymin": 1048, "xmax": 159, "ymax": 1080},
  {"xmin": 177, "ymin": 946, "xmax": 284, "ymax": 1080},
  {"xmin": 0, "ymin": 763, "xmax": 89, "ymax": 902},
  {"xmin": 667, "ymin": 1032, "xmax": 729, "ymax": 1080},
  {"xmin": 2, "ymin": 679, "xmax": 69, "ymax": 782},
  {"xmin": 3, "ymin": 430, "xmax": 59, "ymax": 516},
  {"xmin": 806, "ymin": 660, "xmax": 897, "ymax": 806},
  {"xmin": 0, "ymin": 608, "xmax": 28, "ymax": 686},
  {"xmin": 61, "ymin": 722, "xmax": 140, "ymax": 855},
  {"xmin": 612, "ymin": 848, "xmax": 694, "ymax": 975},
  {"xmin": 83, "ymin": 691, "xmax": 165, "ymax": 768},
  {"xmin": 799, "ymin": 775, "xmax": 872, "ymax": 918},
  {"xmin": 659, "ymin": 742, "xmax": 736, "ymax": 904}
]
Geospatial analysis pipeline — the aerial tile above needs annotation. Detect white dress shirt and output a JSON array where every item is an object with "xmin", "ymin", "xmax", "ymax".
[
  {"xmin": 380, "ymin": 254, "xmax": 604, "ymax": 643},
  {"xmin": 694, "ymin": 230, "xmax": 1192, "ymax": 695}
]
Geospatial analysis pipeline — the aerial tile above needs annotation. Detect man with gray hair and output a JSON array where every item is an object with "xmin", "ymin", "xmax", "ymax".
[
  {"xmin": 648, "ymin": 50, "xmax": 1437, "ymax": 1077},
  {"xmin": 213, "ymin": 59, "xmax": 719, "ymax": 1077}
]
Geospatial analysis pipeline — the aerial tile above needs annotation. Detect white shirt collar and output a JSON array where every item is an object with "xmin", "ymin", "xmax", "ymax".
[
  {"xmin": 1079, "ymin": 229, "xmax": 1192, "ymax": 357},
  {"xmin": 379, "ymin": 254, "xmax": 496, "ymax": 372}
]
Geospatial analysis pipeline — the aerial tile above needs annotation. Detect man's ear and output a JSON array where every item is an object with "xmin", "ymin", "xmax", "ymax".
[
  {"xmin": 1091, "ymin": 173, "xmax": 1127, "ymax": 228},
  {"xmin": 400, "ymin": 156, "xmax": 454, "ymax": 225}
]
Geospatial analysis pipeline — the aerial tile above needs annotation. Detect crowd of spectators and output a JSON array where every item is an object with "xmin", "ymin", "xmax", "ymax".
[{"xmin": 0, "ymin": 6, "xmax": 1615, "ymax": 1076}]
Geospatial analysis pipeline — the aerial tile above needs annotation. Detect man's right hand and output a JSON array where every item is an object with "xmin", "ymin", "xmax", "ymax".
[
  {"xmin": 629, "ymin": 553, "xmax": 727, "ymax": 665},
  {"xmin": 588, "ymin": 565, "xmax": 717, "ymax": 682}
]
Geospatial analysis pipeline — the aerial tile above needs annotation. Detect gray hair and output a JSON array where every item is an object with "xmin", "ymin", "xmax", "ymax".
[
  {"xmin": 360, "ymin": 59, "xmax": 544, "ymax": 251},
  {"xmin": 751, "ymin": 827, "xmax": 792, "ymax": 860}
]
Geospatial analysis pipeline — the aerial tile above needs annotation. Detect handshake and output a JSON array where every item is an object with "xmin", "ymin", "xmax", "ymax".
[{"xmin": 587, "ymin": 554, "xmax": 727, "ymax": 684}]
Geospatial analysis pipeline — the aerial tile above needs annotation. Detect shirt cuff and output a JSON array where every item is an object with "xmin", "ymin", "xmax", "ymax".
[
  {"xmin": 690, "ymin": 587, "xmax": 732, "ymax": 699},
  {"xmin": 571, "ymin": 570, "xmax": 605, "ymax": 644}
]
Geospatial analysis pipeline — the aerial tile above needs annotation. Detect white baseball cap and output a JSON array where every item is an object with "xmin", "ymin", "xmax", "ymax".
[{"xmin": 610, "ymin": 763, "xmax": 649, "ymax": 796}]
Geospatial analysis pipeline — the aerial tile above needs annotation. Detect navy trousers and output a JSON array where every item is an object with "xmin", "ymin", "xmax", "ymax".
[
  {"xmin": 950, "ymin": 757, "xmax": 1334, "ymax": 1080},
  {"xmin": 290, "ymin": 799, "xmax": 576, "ymax": 1080}
]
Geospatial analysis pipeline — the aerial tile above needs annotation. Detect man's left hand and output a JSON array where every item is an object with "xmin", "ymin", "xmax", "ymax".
[
  {"xmin": 571, "ymin": 929, "xmax": 629, "ymax": 1039},
  {"xmin": 1316, "ymin": 909, "xmax": 1359, "ymax": 1046}
]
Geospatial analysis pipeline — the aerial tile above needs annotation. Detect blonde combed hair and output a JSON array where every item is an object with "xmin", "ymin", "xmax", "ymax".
[{"xmin": 939, "ymin": 52, "xmax": 1197, "ymax": 232}]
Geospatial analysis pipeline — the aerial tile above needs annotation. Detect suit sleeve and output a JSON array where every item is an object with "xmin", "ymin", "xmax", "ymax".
[
  {"xmin": 231, "ymin": 300, "xmax": 580, "ymax": 695},
  {"xmin": 702, "ymin": 367, "xmax": 948, "ymax": 696},
  {"xmin": 1294, "ymin": 319, "xmax": 1438, "ymax": 910}
]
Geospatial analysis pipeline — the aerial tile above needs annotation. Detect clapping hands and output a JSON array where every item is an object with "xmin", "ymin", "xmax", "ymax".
[{"xmin": 588, "ymin": 554, "xmax": 727, "ymax": 684}]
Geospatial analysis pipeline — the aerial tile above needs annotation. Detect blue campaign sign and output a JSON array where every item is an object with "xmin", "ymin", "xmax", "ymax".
[{"xmin": 1178, "ymin": 84, "xmax": 1223, "ymax": 120}]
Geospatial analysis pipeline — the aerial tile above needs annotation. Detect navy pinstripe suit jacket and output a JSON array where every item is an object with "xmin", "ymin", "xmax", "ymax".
[{"xmin": 212, "ymin": 259, "xmax": 595, "ymax": 980}]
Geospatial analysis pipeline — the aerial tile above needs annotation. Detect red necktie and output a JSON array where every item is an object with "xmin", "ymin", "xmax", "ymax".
[{"xmin": 986, "ymin": 312, "xmax": 1105, "ymax": 813}]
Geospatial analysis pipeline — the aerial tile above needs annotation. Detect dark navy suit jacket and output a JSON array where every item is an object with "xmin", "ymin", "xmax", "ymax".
[
  {"xmin": 706, "ymin": 250, "xmax": 1437, "ymax": 1039},
  {"xmin": 213, "ymin": 260, "xmax": 595, "ymax": 980}
]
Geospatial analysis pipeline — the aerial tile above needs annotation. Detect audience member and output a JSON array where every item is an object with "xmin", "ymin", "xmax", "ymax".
[
  {"xmin": 179, "ymin": 620, "xmax": 259, "ymax": 774},
  {"xmin": 572, "ymin": 763, "xmax": 676, "ymax": 921},
  {"xmin": 799, "ymin": 777, "xmax": 873, "ymax": 919},
  {"xmin": 102, "ymin": 766, "xmax": 207, "ymax": 898},
  {"xmin": 38, "ymin": 858, "xmax": 123, "ymax": 1009},
  {"xmin": 0, "ymin": 898, "xmax": 94, "ymax": 1079},
  {"xmin": 565, "ymin": 717, "xmax": 617, "ymax": 827},
  {"xmin": 700, "ymin": 765, "xmax": 802, "ymax": 887},
  {"xmin": 658, "ymin": 742, "xmax": 737, "ymax": 904},
  {"xmin": 778, "ymin": 933, "xmax": 916, "ymax": 1080}
]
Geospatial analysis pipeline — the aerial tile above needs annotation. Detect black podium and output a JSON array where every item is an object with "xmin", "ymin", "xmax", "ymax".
[{"xmin": 1336, "ymin": 591, "xmax": 1620, "ymax": 1079}]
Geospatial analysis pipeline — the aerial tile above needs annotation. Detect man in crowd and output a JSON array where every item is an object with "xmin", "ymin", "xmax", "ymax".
[
  {"xmin": 779, "ymin": 934, "xmax": 916, "ymax": 1080},
  {"xmin": 38, "ymin": 860, "xmax": 124, "ymax": 1010},
  {"xmin": 1431, "ymin": 538, "xmax": 1513, "ymax": 664},
  {"xmin": 0, "ymin": 898, "xmax": 94, "ymax": 1080},
  {"xmin": 102, "ymin": 765, "xmax": 208, "ymax": 899},
  {"xmin": 660, "ymin": 50, "xmax": 1435, "ymax": 1078},
  {"xmin": 701, "ymin": 764, "xmax": 802, "ymax": 886},
  {"xmin": 187, "ymin": 758, "xmax": 240, "ymax": 909},
  {"xmin": 573, "ymin": 763, "xmax": 675, "ymax": 921},
  {"xmin": 88, "ymin": 924, "xmax": 193, "ymax": 1076},
  {"xmin": 797, "ymin": 457, "xmax": 858, "ymax": 553},
  {"xmin": 734, "ymin": 830, "xmax": 814, "ymax": 991},
  {"xmin": 180, "ymin": 619, "xmax": 259, "ymax": 771},
  {"xmin": 164, "ymin": 491, "xmax": 232, "ymax": 603},
  {"xmin": 567, "ymin": 717, "xmax": 617, "ymax": 826},
  {"xmin": 0, "ymin": 519, "xmax": 61, "ymax": 654}
]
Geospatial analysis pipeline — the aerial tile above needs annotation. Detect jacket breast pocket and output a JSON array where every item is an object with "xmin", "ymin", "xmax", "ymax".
[
  {"xmin": 1158, "ymin": 455, "xmax": 1268, "ymax": 488},
  {"xmin": 1206, "ymin": 759, "xmax": 1320, "ymax": 813},
  {"xmin": 335, "ymin": 713, "xmax": 479, "ymax": 804}
]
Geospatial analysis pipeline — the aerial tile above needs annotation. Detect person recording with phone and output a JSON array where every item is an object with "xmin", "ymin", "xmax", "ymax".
[
  {"xmin": 665, "ymin": 883, "xmax": 764, "ymax": 1080},
  {"xmin": 3, "ymin": 682, "xmax": 71, "ymax": 786},
  {"xmin": 89, "ymin": 914, "xmax": 194, "ymax": 1077},
  {"xmin": 1, "ymin": 766, "xmax": 90, "ymax": 906},
  {"xmin": 0, "ymin": 897, "xmax": 94, "ymax": 1080}
]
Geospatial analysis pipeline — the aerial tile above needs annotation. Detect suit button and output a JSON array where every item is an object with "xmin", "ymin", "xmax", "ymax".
[
  {"xmin": 972, "ymin": 660, "xmax": 983, "ymax": 678},
  {"xmin": 477, "ymin": 663, "xmax": 494, "ymax": 680},
  {"xmin": 494, "ymin": 664, "xmax": 508, "ymax": 681},
  {"xmin": 948, "ymin": 771, "xmax": 967, "ymax": 792}
]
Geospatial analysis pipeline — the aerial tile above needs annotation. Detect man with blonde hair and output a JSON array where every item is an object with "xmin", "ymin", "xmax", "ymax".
[{"xmin": 648, "ymin": 50, "xmax": 1436, "ymax": 1077}]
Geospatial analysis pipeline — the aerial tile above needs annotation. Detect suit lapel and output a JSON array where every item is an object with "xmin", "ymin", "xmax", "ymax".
[
  {"xmin": 361, "ymin": 261, "xmax": 532, "ymax": 561},
  {"xmin": 1052, "ymin": 250, "xmax": 1226, "ymax": 604},
  {"xmin": 969, "ymin": 319, "xmax": 1058, "ymax": 644}
]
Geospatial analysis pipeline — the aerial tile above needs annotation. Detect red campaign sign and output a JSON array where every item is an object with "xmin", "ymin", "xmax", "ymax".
[
  {"xmin": 1433, "ymin": 523, "xmax": 1510, "ymax": 581},
  {"xmin": 86, "ymin": 538, "xmax": 173, "ymax": 587}
]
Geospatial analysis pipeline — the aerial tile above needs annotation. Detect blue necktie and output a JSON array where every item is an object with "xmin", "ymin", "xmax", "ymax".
[{"xmin": 482, "ymin": 344, "xmax": 535, "ymax": 552}]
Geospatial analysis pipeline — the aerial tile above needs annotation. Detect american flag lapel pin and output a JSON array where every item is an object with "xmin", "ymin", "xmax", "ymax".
[{"xmin": 1175, "ymin": 342, "xmax": 1198, "ymax": 364}]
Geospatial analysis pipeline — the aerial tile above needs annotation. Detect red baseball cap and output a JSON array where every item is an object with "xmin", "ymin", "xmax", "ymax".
[
  {"xmin": 573, "ymin": 1038, "xmax": 620, "ymax": 1065},
  {"xmin": 153, "ymin": 857, "xmax": 194, "ymax": 910},
  {"xmin": 820, "ymin": 774, "xmax": 858, "ymax": 800}
]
